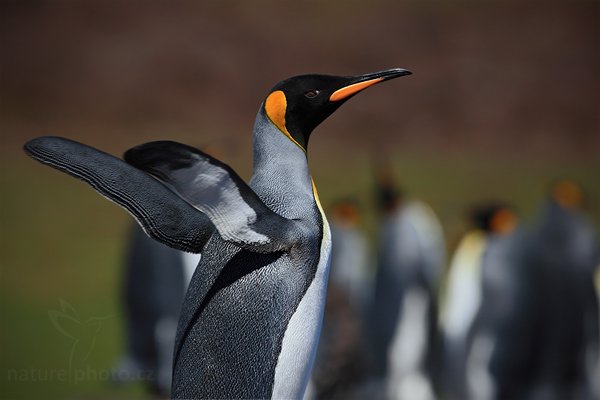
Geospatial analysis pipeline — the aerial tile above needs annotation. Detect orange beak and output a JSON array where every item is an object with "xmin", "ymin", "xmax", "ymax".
[{"xmin": 329, "ymin": 68, "xmax": 411, "ymax": 102}]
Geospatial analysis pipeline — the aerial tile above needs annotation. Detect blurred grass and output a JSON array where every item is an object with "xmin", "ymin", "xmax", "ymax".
[
  {"xmin": 1, "ymin": 145, "xmax": 599, "ymax": 399},
  {"xmin": 1, "ymin": 155, "xmax": 147, "ymax": 399}
]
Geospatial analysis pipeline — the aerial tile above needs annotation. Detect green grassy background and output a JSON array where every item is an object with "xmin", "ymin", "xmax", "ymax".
[{"xmin": 2, "ymin": 144, "xmax": 598, "ymax": 399}]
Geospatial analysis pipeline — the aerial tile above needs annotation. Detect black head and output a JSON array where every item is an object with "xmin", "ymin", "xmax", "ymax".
[
  {"xmin": 470, "ymin": 203, "xmax": 518, "ymax": 235},
  {"xmin": 374, "ymin": 163, "xmax": 404, "ymax": 213},
  {"xmin": 262, "ymin": 68, "xmax": 411, "ymax": 151}
]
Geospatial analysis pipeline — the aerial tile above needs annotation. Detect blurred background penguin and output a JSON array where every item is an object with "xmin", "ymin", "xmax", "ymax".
[
  {"xmin": 440, "ymin": 183, "xmax": 600, "ymax": 400},
  {"xmin": 440, "ymin": 203, "xmax": 528, "ymax": 400},
  {"xmin": 368, "ymin": 165, "xmax": 446, "ymax": 400},
  {"xmin": 111, "ymin": 222, "xmax": 200, "ymax": 397},
  {"xmin": 523, "ymin": 180, "xmax": 599, "ymax": 400},
  {"xmin": 309, "ymin": 199, "xmax": 371, "ymax": 400}
]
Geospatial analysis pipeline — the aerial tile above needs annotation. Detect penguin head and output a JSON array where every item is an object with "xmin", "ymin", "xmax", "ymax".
[
  {"xmin": 330, "ymin": 198, "xmax": 362, "ymax": 228},
  {"xmin": 374, "ymin": 163, "xmax": 404, "ymax": 213},
  {"xmin": 262, "ymin": 68, "xmax": 411, "ymax": 151},
  {"xmin": 470, "ymin": 203, "xmax": 518, "ymax": 235},
  {"xmin": 550, "ymin": 179, "xmax": 584, "ymax": 209}
]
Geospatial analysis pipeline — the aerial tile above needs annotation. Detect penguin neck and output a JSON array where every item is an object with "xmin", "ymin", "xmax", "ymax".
[{"xmin": 250, "ymin": 109, "xmax": 315, "ymax": 215}]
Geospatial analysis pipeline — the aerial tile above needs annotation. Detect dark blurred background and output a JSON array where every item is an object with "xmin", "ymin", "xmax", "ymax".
[{"xmin": 1, "ymin": 1, "xmax": 599, "ymax": 399}]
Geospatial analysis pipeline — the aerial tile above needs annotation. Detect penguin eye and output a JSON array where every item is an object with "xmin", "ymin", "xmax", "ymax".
[{"xmin": 304, "ymin": 90, "xmax": 320, "ymax": 99}]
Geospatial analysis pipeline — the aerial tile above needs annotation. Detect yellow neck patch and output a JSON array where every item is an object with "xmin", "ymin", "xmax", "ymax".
[
  {"xmin": 264, "ymin": 90, "xmax": 305, "ymax": 152},
  {"xmin": 311, "ymin": 177, "xmax": 330, "ymax": 234},
  {"xmin": 311, "ymin": 178, "xmax": 322, "ymax": 209}
]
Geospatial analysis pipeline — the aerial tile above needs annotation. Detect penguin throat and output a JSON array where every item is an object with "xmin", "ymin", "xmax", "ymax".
[{"xmin": 264, "ymin": 91, "xmax": 307, "ymax": 152}]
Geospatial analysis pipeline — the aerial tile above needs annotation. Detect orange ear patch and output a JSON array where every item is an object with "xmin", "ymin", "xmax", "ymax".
[
  {"xmin": 552, "ymin": 180, "xmax": 583, "ymax": 209},
  {"xmin": 265, "ymin": 91, "xmax": 305, "ymax": 151},
  {"xmin": 490, "ymin": 208, "xmax": 518, "ymax": 235},
  {"xmin": 329, "ymin": 78, "xmax": 384, "ymax": 102},
  {"xmin": 265, "ymin": 91, "xmax": 287, "ymax": 133}
]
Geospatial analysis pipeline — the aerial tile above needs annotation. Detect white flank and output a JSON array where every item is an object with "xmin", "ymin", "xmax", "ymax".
[
  {"xmin": 387, "ymin": 288, "xmax": 435, "ymax": 400},
  {"xmin": 466, "ymin": 333, "xmax": 496, "ymax": 400},
  {"xmin": 441, "ymin": 231, "xmax": 487, "ymax": 341},
  {"xmin": 180, "ymin": 252, "xmax": 201, "ymax": 289}
]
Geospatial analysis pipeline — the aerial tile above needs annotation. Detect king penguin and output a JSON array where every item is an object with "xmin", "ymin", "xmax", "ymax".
[
  {"xmin": 440, "ymin": 203, "xmax": 527, "ymax": 400},
  {"xmin": 525, "ymin": 180, "xmax": 599, "ymax": 400},
  {"xmin": 23, "ymin": 68, "xmax": 411, "ymax": 399},
  {"xmin": 369, "ymin": 168, "xmax": 446, "ymax": 400}
]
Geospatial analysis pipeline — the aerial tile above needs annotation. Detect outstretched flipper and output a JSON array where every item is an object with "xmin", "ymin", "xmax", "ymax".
[
  {"xmin": 24, "ymin": 136, "xmax": 214, "ymax": 253},
  {"xmin": 125, "ymin": 141, "xmax": 301, "ymax": 253}
]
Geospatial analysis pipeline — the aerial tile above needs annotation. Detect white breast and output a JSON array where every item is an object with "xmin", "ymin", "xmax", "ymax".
[{"xmin": 271, "ymin": 213, "xmax": 331, "ymax": 399}]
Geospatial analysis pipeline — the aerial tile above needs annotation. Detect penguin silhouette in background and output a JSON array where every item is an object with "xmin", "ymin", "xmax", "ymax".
[
  {"xmin": 328, "ymin": 199, "xmax": 371, "ymax": 313},
  {"xmin": 524, "ymin": 180, "xmax": 599, "ymax": 400},
  {"xmin": 440, "ymin": 203, "xmax": 528, "ymax": 400},
  {"xmin": 111, "ymin": 222, "xmax": 200, "ymax": 397},
  {"xmin": 24, "ymin": 68, "xmax": 411, "ymax": 399},
  {"xmin": 369, "ymin": 167, "xmax": 445, "ymax": 400},
  {"xmin": 593, "ymin": 264, "xmax": 600, "ymax": 399},
  {"xmin": 438, "ymin": 205, "xmax": 491, "ymax": 400},
  {"xmin": 310, "ymin": 199, "xmax": 371, "ymax": 400},
  {"xmin": 459, "ymin": 185, "xmax": 599, "ymax": 400}
]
